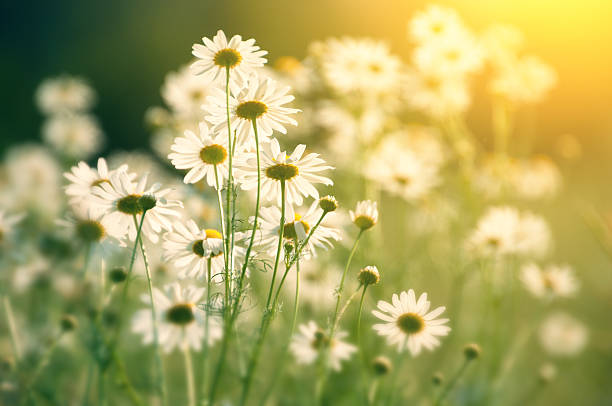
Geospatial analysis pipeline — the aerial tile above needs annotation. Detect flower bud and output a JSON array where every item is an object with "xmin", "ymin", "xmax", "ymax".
[
  {"xmin": 109, "ymin": 267, "xmax": 128, "ymax": 283},
  {"xmin": 464, "ymin": 343, "xmax": 481, "ymax": 360},
  {"xmin": 60, "ymin": 314, "xmax": 78, "ymax": 332},
  {"xmin": 319, "ymin": 196, "xmax": 338, "ymax": 213},
  {"xmin": 372, "ymin": 356, "xmax": 392, "ymax": 376},
  {"xmin": 358, "ymin": 266, "xmax": 380, "ymax": 286},
  {"xmin": 138, "ymin": 194, "xmax": 157, "ymax": 211}
]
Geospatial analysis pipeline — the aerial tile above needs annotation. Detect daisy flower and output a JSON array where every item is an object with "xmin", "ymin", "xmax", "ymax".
[
  {"xmin": 372, "ymin": 289, "xmax": 451, "ymax": 356},
  {"xmin": 320, "ymin": 37, "xmax": 403, "ymax": 96},
  {"xmin": 520, "ymin": 263, "xmax": 578, "ymax": 299},
  {"xmin": 168, "ymin": 122, "xmax": 229, "ymax": 188},
  {"xmin": 350, "ymin": 200, "xmax": 378, "ymax": 231},
  {"xmin": 290, "ymin": 321, "xmax": 356, "ymax": 371},
  {"xmin": 408, "ymin": 5, "xmax": 466, "ymax": 43},
  {"xmin": 191, "ymin": 30, "xmax": 267, "ymax": 84},
  {"xmin": 35, "ymin": 75, "xmax": 96, "ymax": 115},
  {"xmin": 161, "ymin": 64, "xmax": 221, "ymax": 120},
  {"xmin": 90, "ymin": 170, "xmax": 182, "ymax": 243},
  {"xmin": 132, "ymin": 282, "xmax": 222, "ymax": 353},
  {"xmin": 283, "ymin": 260, "xmax": 339, "ymax": 309},
  {"xmin": 64, "ymin": 158, "xmax": 128, "ymax": 210},
  {"xmin": 255, "ymin": 201, "xmax": 341, "ymax": 259},
  {"xmin": 404, "ymin": 70, "xmax": 471, "ymax": 118},
  {"xmin": 539, "ymin": 313, "xmax": 588, "ymax": 357},
  {"xmin": 56, "ymin": 204, "xmax": 123, "ymax": 254},
  {"xmin": 163, "ymin": 219, "xmax": 247, "ymax": 282},
  {"xmin": 490, "ymin": 55, "xmax": 557, "ymax": 104},
  {"xmin": 205, "ymin": 74, "xmax": 299, "ymax": 151},
  {"xmin": 42, "ymin": 114, "xmax": 104, "ymax": 160},
  {"xmin": 413, "ymin": 33, "xmax": 484, "ymax": 78},
  {"xmin": 235, "ymin": 138, "xmax": 333, "ymax": 206}
]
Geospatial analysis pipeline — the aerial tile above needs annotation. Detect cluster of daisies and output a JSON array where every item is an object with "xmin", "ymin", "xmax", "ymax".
[{"xmin": 0, "ymin": 4, "xmax": 596, "ymax": 406}]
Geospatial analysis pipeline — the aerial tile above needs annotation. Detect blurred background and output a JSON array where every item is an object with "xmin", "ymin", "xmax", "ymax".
[{"xmin": 2, "ymin": 0, "xmax": 612, "ymax": 156}]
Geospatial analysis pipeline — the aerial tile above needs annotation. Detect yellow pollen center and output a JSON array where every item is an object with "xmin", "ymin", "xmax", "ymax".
[
  {"xmin": 265, "ymin": 163, "xmax": 299, "ymax": 181},
  {"xmin": 397, "ymin": 312, "xmax": 425, "ymax": 334},
  {"xmin": 282, "ymin": 214, "xmax": 310, "ymax": 240},
  {"xmin": 213, "ymin": 48, "xmax": 242, "ymax": 68},
  {"xmin": 200, "ymin": 144, "xmax": 228, "ymax": 165},
  {"xmin": 236, "ymin": 101, "xmax": 268, "ymax": 120}
]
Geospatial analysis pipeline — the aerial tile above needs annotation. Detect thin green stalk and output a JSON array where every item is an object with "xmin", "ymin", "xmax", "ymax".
[
  {"xmin": 2, "ymin": 294, "xmax": 21, "ymax": 361},
  {"xmin": 434, "ymin": 358, "xmax": 472, "ymax": 406},
  {"xmin": 81, "ymin": 362, "xmax": 94, "ymax": 406},
  {"xmin": 213, "ymin": 164, "xmax": 228, "ymax": 263},
  {"xmin": 259, "ymin": 255, "xmax": 301, "ymax": 406},
  {"xmin": 356, "ymin": 285, "xmax": 369, "ymax": 404},
  {"xmin": 98, "ymin": 366, "xmax": 106, "ymax": 406},
  {"xmin": 331, "ymin": 229, "xmax": 363, "ymax": 337},
  {"xmin": 265, "ymin": 180, "xmax": 286, "ymax": 308},
  {"xmin": 22, "ymin": 331, "xmax": 64, "ymax": 399},
  {"xmin": 224, "ymin": 65, "xmax": 235, "ymax": 310},
  {"xmin": 183, "ymin": 345, "xmax": 196, "ymax": 406},
  {"xmin": 201, "ymin": 257, "xmax": 212, "ymax": 402},
  {"xmin": 208, "ymin": 118, "xmax": 262, "ymax": 406},
  {"xmin": 136, "ymin": 216, "xmax": 167, "ymax": 406},
  {"xmin": 81, "ymin": 243, "xmax": 92, "ymax": 279},
  {"xmin": 240, "ymin": 179, "xmax": 286, "ymax": 406}
]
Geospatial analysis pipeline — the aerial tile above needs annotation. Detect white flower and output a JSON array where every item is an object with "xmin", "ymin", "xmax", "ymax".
[
  {"xmin": 290, "ymin": 321, "xmax": 356, "ymax": 371},
  {"xmin": 4, "ymin": 144, "xmax": 62, "ymax": 216},
  {"xmin": 256, "ymin": 201, "xmax": 341, "ymax": 260},
  {"xmin": 466, "ymin": 206, "xmax": 551, "ymax": 258},
  {"xmin": 408, "ymin": 5, "xmax": 466, "ymax": 44},
  {"xmin": 205, "ymin": 74, "xmax": 299, "ymax": 151},
  {"xmin": 481, "ymin": 24, "xmax": 524, "ymax": 67},
  {"xmin": 35, "ymin": 76, "xmax": 96, "ymax": 115},
  {"xmin": 162, "ymin": 65, "xmax": 221, "ymax": 120},
  {"xmin": 283, "ymin": 260, "xmax": 339, "ymax": 309},
  {"xmin": 56, "ymin": 204, "xmax": 122, "ymax": 255},
  {"xmin": 511, "ymin": 155, "xmax": 562, "ymax": 200},
  {"xmin": 42, "ymin": 114, "xmax": 104, "ymax": 159},
  {"xmin": 490, "ymin": 55, "xmax": 557, "ymax": 104},
  {"xmin": 235, "ymin": 138, "xmax": 333, "ymax": 206},
  {"xmin": 191, "ymin": 30, "xmax": 267, "ymax": 84},
  {"xmin": 168, "ymin": 122, "xmax": 229, "ymax": 188},
  {"xmin": 163, "ymin": 219, "xmax": 247, "ymax": 282},
  {"xmin": 349, "ymin": 200, "xmax": 378, "ymax": 231},
  {"xmin": 132, "ymin": 282, "xmax": 222, "ymax": 353},
  {"xmin": 413, "ymin": 33, "xmax": 484, "ymax": 78},
  {"xmin": 372, "ymin": 290, "xmax": 450, "ymax": 356},
  {"xmin": 539, "ymin": 313, "xmax": 588, "ymax": 357},
  {"xmin": 320, "ymin": 38, "xmax": 403, "ymax": 96},
  {"xmin": 520, "ymin": 263, "xmax": 578, "ymax": 299},
  {"xmin": 404, "ymin": 70, "xmax": 471, "ymax": 118},
  {"xmin": 90, "ymin": 170, "xmax": 182, "ymax": 243},
  {"xmin": 64, "ymin": 158, "xmax": 129, "ymax": 211}
]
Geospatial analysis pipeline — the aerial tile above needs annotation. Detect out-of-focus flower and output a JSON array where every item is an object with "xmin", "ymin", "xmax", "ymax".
[
  {"xmin": 512, "ymin": 155, "xmax": 562, "ymax": 200},
  {"xmin": 408, "ymin": 5, "xmax": 466, "ymax": 44},
  {"xmin": 320, "ymin": 38, "xmax": 403, "ymax": 96},
  {"xmin": 404, "ymin": 70, "xmax": 471, "ymax": 118},
  {"xmin": 555, "ymin": 134, "xmax": 582, "ymax": 161},
  {"xmin": 42, "ymin": 114, "xmax": 103, "ymax": 160},
  {"xmin": 35, "ymin": 76, "xmax": 96, "ymax": 115},
  {"xmin": 0, "ymin": 210, "xmax": 24, "ymax": 244},
  {"xmin": 90, "ymin": 170, "xmax": 182, "ymax": 243},
  {"xmin": 490, "ymin": 55, "xmax": 557, "ymax": 104},
  {"xmin": 413, "ymin": 33, "xmax": 484, "ymax": 78},
  {"xmin": 520, "ymin": 263, "xmax": 578, "ymax": 299},
  {"xmin": 163, "ymin": 220, "xmax": 246, "ymax": 282},
  {"xmin": 283, "ymin": 260, "xmax": 339, "ymax": 309},
  {"xmin": 256, "ymin": 201, "xmax": 341, "ymax": 259},
  {"xmin": 235, "ymin": 138, "xmax": 333, "ymax": 206},
  {"xmin": 466, "ymin": 206, "xmax": 551, "ymax": 259},
  {"xmin": 350, "ymin": 200, "xmax": 378, "ymax": 231},
  {"xmin": 162, "ymin": 65, "xmax": 221, "ymax": 121},
  {"xmin": 206, "ymin": 74, "xmax": 299, "ymax": 151},
  {"xmin": 64, "ymin": 158, "xmax": 128, "ymax": 211},
  {"xmin": 372, "ymin": 289, "xmax": 451, "ymax": 356},
  {"xmin": 191, "ymin": 30, "xmax": 267, "ymax": 84},
  {"xmin": 290, "ymin": 321, "xmax": 356, "ymax": 371},
  {"xmin": 539, "ymin": 313, "xmax": 588, "ymax": 357},
  {"xmin": 168, "ymin": 122, "xmax": 229, "ymax": 188},
  {"xmin": 132, "ymin": 282, "xmax": 222, "ymax": 353},
  {"xmin": 481, "ymin": 24, "xmax": 524, "ymax": 67},
  {"xmin": 56, "ymin": 205, "xmax": 123, "ymax": 255}
]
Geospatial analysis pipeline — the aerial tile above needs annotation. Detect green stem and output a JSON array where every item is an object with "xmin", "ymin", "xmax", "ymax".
[
  {"xmin": 331, "ymin": 229, "xmax": 363, "ymax": 337},
  {"xmin": 183, "ymin": 344, "xmax": 196, "ymax": 406},
  {"xmin": 434, "ymin": 359, "xmax": 472, "ymax": 406},
  {"xmin": 224, "ymin": 66, "xmax": 235, "ymax": 315},
  {"xmin": 98, "ymin": 366, "xmax": 106, "ymax": 406},
  {"xmin": 136, "ymin": 216, "xmax": 167, "ymax": 406},
  {"xmin": 356, "ymin": 285, "xmax": 369, "ymax": 404},
  {"xmin": 23, "ymin": 331, "xmax": 64, "ymax": 397},
  {"xmin": 240, "ymin": 179, "xmax": 286, "ymax": 406},
  {"xmin": 2, "ymin": 294, "xmax": 21, "ymax": 361},
  {"xmin": 81, "ymin": 362, "xmax": 94, "ymax": 406},
  {"xmin": 201, "ymin": 257, "xmax": 212, "ymax": 402}
]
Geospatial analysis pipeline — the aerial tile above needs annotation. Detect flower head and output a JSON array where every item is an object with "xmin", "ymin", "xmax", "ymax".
[
  {"xmin": 191, "ymin": 30, "xmax": 267, "ymax": 84},
  {"xmin": 290, "ymin": 321, "xmax": 356, "ymax": 371},
  {"xmin": 350, "ymin": 200, "xmax": 378, "ymax": 231},
  {"xmin": 168, "ymin": 122, "xmax": 230, "ymax": 188},
  {"xmin": 235, "ymin": 138, "xmax": 333, "ymax": 206},
  {"xmin": 539, "ymin": 313, "xmax": 588, "ymax": 357},
  {"xmin": 132, "ymin": 282, "xmax": 222, "ymax": 353},
  {"xmin": 206, "ymin": 74, "xmax": 299, "ymax": 151},
  {"xmin": 36, "ymin": 76, "xmax": 96, "ymax": 115},
  {"xmin": 372, "ymin": 289, "xmax": 451, "ymax": 356},
  {"xmin": 520, "ymin": 263, "xmax": 578, "ymax": 300}
]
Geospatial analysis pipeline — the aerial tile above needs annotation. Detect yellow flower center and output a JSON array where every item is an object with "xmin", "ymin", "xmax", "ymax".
[
  {"xmin": 236, "ymin": 101, "xmax": 268, "ymax": 121},
  {"xmin": 116, "ymin": 194, "xmax": 143, "ymax": 215},
  {"xmin": 353, "ymin": 215, "xmax": 376, "ymax": 231},
  {"xmin": 283, "ymin": 214, "xmax": 310, "ymax": 240},
  {"xmin": 200, "ymin": 144, "xmax": 228, "ymax": 165},
  {"xmin": 76, "ymin": 220, "xmax": 106, "ymax": 242},
  {"xmin": 213, "ymin": 48, "xmax": 242, "ymax": 68},
  {"xmin": 165, "ymin": 303, "xmax": 195, "ymax": 325},
  {"xmin": 396, "ymin": 312, "xmax": 425, "ymax": 334},
  {"xmin": 91, "ymin": 178, "xmax": 110, "ymax": 187},
  {"xmin": 265, "ymin": 163, "xmax": 299, "ymax": 181}
]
